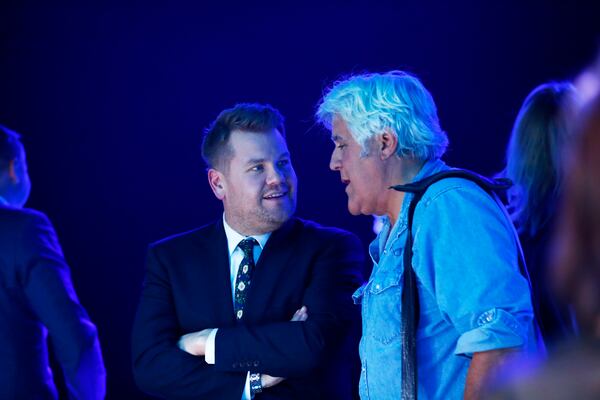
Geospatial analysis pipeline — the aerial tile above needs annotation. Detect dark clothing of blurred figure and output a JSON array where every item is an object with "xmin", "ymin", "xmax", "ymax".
[
  {"xmin": 520, "ymin": 223, "xmax": 578, "ymax": 349},
  {"xmin": 0, "ymin": 205, "xmax": 106, "ymax": 399},
  {"xmin": 501, "ymin": 82, "xmax": 580, "ymax": 350}
]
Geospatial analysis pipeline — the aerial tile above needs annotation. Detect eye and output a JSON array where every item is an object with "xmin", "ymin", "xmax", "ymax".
[
  {"xmin": 277, "ymin": 159, "xmax": 290, "ymax": 168},
  {"xmin": 249, "ymin": 164, "xmax": 264, "ymax": 172},
  {"xmin": 336, "ymin": 143, "xmax": 347, "ymax": 150}
]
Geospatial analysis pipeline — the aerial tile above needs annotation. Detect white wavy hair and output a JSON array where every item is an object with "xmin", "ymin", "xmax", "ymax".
[{"xmin": 316, "ymin": 70, "xmax": 448, "ymax": 160}]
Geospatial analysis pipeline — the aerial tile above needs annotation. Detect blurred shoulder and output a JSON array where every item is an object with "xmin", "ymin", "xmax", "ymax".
[{"xmin": 0, "ymin": 205, "xmax": 52, "ymax": 231}]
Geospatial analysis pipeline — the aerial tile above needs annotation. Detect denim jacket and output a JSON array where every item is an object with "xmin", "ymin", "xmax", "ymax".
[{"xmin": 353, "ymin": 159, "xmax": 538, "ymax": 399}]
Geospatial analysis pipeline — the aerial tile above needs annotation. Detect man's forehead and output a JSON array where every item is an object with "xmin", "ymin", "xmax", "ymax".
[
  {"xmin": 228, "ymin": 132, "xmax": 290, "ymax": 163},
  {"xmin": 331, "ymin": 117, "xmax": 352, "ymax": 136},
  {"xmin": 230, "ymin": 128, "xmax": 285, "ymax": 146},
  {"xmin": 230, "ymin": 128, "xmax": 281, "ymax": 137},
  {"xmin": 241, "ymin": 150, "xmax": 290, "ymax": 163}
]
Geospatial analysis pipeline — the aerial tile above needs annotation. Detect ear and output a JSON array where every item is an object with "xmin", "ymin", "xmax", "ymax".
[
  {"xmin": 7, "ymin": 159, "xmax": 19, "ymax": 183},
  {"xmin": 378, "ymin": 131, "xmax": 398, "ymax": 160},
  {"xmin": 207, "ymin": 168, "xmax": 226, "ymax": 200}
]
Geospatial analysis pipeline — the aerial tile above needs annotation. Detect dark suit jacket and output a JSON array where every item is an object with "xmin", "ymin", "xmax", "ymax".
[
  {"xmin": 132, "ymin": 217, "xmax": 365, "ymax": 399},
  {"xmin": 0, "ymin": 205, "xmax": 105, "ymax": 399}
]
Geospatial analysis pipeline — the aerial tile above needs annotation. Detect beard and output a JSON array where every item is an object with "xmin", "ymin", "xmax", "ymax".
[{"xmin": 226, "ymin": 192, "xmax": 297, "ymax": 235}]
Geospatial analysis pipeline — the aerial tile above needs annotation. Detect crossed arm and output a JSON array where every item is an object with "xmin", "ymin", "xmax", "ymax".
[
  {"xmin": 132, "ymin": 232, "xmax": 364, "ymax": 398},
  {"xmin": 178, "ymin": 306, "xmax": 309, "ymax": 390}
]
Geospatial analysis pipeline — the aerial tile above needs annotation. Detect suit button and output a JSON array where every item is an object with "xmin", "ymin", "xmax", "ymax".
[
  {"xmin": 246, "ymin": 362, "xmax": 252, "ymax": 368},
  {"xmin": 232, "ymin": 363, "xmax": 238, "ymax": 368},
  {"xmin": 253, "ymin": 361, "xmax": 259, "ymax": 367}
]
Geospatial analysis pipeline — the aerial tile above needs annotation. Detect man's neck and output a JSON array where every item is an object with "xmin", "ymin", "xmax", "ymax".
[
  {"xmin": 384, "ymin": 157, "xmax": 425, "ymax": 226},
  {"xmin": 222, "ymin": 213, "xmax": 277, "ymax": 237},
  {"xmin": 222, "ymin": 214, "xmax": 272, "ymax": 255}
]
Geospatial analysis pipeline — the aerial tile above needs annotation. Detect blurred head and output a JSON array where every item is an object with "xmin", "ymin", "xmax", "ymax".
[
  {"xmin": 554, "ymin": 95, "xmax": 600, "ymax": 338},
  {"xmin": 504, "ymin": 82, "xmax": 579, "ymax": 236},
  {"xmin": 202, "ymin": 104, "xmax": 297, "ymax": 235},
  {"xmin": 316, "ymin": 71, "xmax": 446, "ymax": 219},
  {"xmin": 0, "ymin": 125, "xmax": 31, "ymax": 208}
]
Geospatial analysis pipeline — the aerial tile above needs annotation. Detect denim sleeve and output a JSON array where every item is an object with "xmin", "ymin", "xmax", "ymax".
[{"xmin": 412, "ymin": 180, "xmax": 534, "ymax": 356}]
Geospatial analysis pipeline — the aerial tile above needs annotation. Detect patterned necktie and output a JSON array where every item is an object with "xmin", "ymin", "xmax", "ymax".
[{"xmin": 233, "ymin": 237, "xmax": 257, "ymax": 320}]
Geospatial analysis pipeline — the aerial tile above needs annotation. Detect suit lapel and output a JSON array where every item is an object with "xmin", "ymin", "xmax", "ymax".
[
  {"xmin": 200, "ymin": 219, "xmax": 236, "ymax": 324},
  {"xmin": 244, "ymin": 218, "xmax": 301, "ymax": 318}
]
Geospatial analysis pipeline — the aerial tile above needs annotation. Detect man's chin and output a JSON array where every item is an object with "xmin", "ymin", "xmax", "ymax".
[
  {"xmin": 347, "ymin": 201, "xmax": 362, "ymax": 216},
  {"xmin": 259, "ymin": 206, "xmax": 294, "ymax": 228},
  {"xmin": 263, "ymin": 200, "xmax": 295, "ymax": 216}
]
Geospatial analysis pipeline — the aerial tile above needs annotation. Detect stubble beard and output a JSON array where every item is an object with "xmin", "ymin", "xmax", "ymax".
[{"xmin": 230, "ymin": 195, "xmax": 296, "ymax": 235}]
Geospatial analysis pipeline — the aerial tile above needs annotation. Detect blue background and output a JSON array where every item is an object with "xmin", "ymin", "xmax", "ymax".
[{"xmin": 1, "ymin": 1, "xmax": 599, "ymax": 397}]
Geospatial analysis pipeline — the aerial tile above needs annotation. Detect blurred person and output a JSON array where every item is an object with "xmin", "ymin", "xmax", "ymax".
[
  {"xmin": 316, "ymin": 71, "xmax": 541, "ymax": 399},
  {"xmin": 574, "ymin": 52, "xmax": 600, "ymax": 105},
  {"xmin": 132, "ymin": 103, "xmax": 365, "ymax": 399},
  {"xmin": 0, "ymin": 124, "xmax": 106, "ymax": 399},
  {"xmin": 487, "ymin": 90, "xmax": 600, "ymax": 400},
  {"xmin": 554, "ymin": 94, "xmax": 600, "ymax": 339},
  {"xmin": 501, "ymin": 82, "xmax": 580, "ymax": 349}
]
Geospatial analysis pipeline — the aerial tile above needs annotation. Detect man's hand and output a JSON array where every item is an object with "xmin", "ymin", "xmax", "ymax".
[
  {"xmin": 291, "ymin": 306, "xmax": 308, "ymax": 322},
  {"xmin": 261, "ymin": 306, "xmax": 309, "ymax": 389},
  {"xmin": 177, "ymin": 328, "xmax": 212, "ymax": 356}
]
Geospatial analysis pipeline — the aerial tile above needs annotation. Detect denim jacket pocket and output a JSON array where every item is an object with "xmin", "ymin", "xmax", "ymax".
[
  {"xmin": 365, "ymin": 265, "xmax": 403, "ymax": 345},
  {"xmin": 368, "ymin": 261, "xmax": 403, "ymax": 294}
]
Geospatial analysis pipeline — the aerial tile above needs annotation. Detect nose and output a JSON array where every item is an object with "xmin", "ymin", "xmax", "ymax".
[
  {"xmin": 329, "ymin": 149, "xmax": 341, "ymax": 171},
  {"xmin": 266, "ymin": 165, "xmax": 285, "ymax": 185}
]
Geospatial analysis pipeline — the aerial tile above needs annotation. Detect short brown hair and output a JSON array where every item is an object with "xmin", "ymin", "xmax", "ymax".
[{"xmin": 201, "ymin": 103, "xmax": 285, "ymax": 170}]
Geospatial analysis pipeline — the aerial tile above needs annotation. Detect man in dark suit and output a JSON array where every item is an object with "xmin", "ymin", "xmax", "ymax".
[
  {"xmin": 132, "ymin": 103, "xmax": 365, "ymax": 399},
  {"xmin": 0, "ymin": 124, "xmax": 105, "ymax": 399}
]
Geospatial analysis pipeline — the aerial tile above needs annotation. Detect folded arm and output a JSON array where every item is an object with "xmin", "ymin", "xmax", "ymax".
[
  {"xmin": 133, "ymin": 230, "xmax": 363, "ymax": 397},
  {"xmin": 132, "ymin": 246, "xmax": 248, "ymax": 398},
  {"xmin": 211, "ymin": 232, "xmax": 364, "ymax": 377}
]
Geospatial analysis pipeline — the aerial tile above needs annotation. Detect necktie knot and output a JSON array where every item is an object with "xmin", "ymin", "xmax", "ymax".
[{"xmin": 238, "ymin": 237, "xmax": 257, "ymax": 258}]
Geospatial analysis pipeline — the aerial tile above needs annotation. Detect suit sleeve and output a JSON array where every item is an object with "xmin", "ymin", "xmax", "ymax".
[
  {"xmin": 131, "ymin": 245, "xmax": 247, "ymax": 399},
  {"xmin": 19, "ymin": 212, "xmax": 106, "ymax": 400},
  {"xmin": 213, "ymin": 231, "xmax": 365, "ymax": 377}
]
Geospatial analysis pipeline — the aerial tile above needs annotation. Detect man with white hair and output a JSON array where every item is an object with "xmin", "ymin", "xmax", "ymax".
[{"xmin": 316, "ymin": 71, "xmax": 541, "ymax": 399}]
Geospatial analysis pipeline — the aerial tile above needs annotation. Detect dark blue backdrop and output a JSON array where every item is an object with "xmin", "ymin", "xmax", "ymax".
[{"xmin": 1, "ymin": 1, "xmax": 599, "ymax": 398}]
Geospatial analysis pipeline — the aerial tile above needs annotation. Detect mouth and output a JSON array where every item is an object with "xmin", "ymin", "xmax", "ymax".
[
  {"xmin": 263, "ymin": 191, "xmax": 288, "ymax": 200},
  {"xmin": 341, "ymin": 178, "xmax": 350, "ymax": 186}
]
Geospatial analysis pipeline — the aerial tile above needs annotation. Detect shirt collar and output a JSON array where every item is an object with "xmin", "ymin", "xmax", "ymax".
[
  {"xmin": 412, "ymin": 158, "xmax": 448, "ymax": 184},
  {"xmin": 222, "ymin": 214, "xmax": 271, "ymax": 256},
  {"xmin": 378, "ymin": 158, "xmax": 449, "ymax": 241}
]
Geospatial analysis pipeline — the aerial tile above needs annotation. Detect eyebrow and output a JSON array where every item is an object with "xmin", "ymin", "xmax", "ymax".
[
  {"xmin": 245, "ymin": 152, "xmax": 291, "ymax": 166},
  {"xmin": 331, "ymin": 135, "xmax": 345, "ymax": 142}
]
